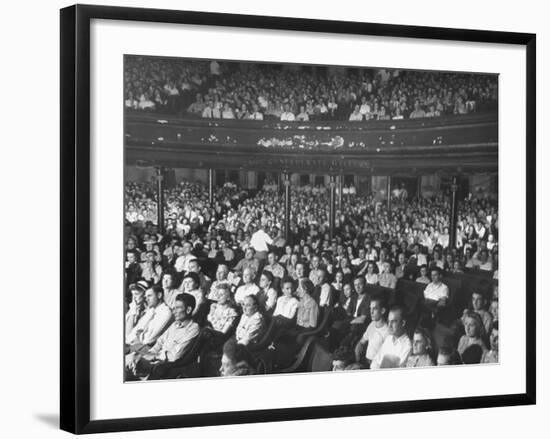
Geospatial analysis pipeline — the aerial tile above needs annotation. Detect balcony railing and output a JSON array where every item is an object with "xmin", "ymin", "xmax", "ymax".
[{"xmin": 125, "ymin": 111, "xmax": 497, "ymax": 154}]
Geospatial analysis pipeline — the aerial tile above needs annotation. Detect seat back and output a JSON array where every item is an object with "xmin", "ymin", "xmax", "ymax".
[
  {"xmin": 296, "ymin": 306, "xmax": 332, "ymax": 345},
  {"xmin": 248, "ymin": 316, "xmax": 277, "ymax": 352},
  {"xmin": 396, "ymin": 279, "xmax": 426, "ymax": 313},
  {"xmin": 308, "ymin": 340, "xmax": 333, "ymax": 372}
]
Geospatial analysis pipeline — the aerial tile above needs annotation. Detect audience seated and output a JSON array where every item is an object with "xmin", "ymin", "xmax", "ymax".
[
  {"xmin": 123, "ymin": 176, "xmax": 499, "ymax": 379},
  {"xmin": 126, "ymin": 285, "xmax": 173, "ymax": 349},
  {"xmin": 125, "ymin": 56, "xmax": 498, "ymax": 121},
  {"xmin": 370, "ymin": 305, "xmax": 412, "ymax": 369},
  {"xmin": 354, "ymin": 296, "xmax": 389, "ymax": 367},
  {"xmin": 125, "ymin": 293, "xmax": 199, "ymax": 380}
]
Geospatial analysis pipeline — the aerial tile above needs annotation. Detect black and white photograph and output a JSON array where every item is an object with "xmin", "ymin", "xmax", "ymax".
[{"xmin": 123, "ymin": 56, "xmax": 500, "ymax": 381}]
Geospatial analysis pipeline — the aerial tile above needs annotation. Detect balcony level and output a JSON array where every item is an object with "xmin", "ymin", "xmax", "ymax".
[{"xmin": 125, "ymin": 111, "xmax": 498, "ymax": 175}]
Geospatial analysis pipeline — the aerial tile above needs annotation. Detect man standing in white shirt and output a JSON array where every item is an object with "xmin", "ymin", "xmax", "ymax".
[
  {"xmin": 370, "ymin": 305, "xmax": 412, "ymax": 369},
  {"xmin": 250, "ymin": 225, "xmax": 273, "ymax": 261}
]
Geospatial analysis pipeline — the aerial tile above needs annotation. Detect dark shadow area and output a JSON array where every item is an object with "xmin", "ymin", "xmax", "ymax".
[{"xmin": 34, "ymin": 413, "xmax": 59, "ymax": 429}]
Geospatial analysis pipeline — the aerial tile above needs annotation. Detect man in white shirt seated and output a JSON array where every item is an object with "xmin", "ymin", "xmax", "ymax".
[
  {"xmin": 125, "ymin": 293, "xmax": 199, "ymax": 380},
  {"xmin": 126, "ymin": 285, "xmax": 173, "ymax": 349},
  {"xmin": 354, "ymin": 297, "xmax": 389, "ymax": 367},
  {"xmin": 423, "ymin": 267, "xmax": 450, "ymax": 310},
  {"xmin": 421, "ymin": 267, "xmax": 450, "ymax": 328},
  {"xmin": 234, "ymin": 267, "xmax": 261, "ymax": 308},
  {"xmin": 370, "ymin": 304, "xmax": 412, "ymax": 369}
]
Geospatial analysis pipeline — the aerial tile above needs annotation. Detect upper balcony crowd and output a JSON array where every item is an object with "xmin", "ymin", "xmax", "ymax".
[{"xmin": 124, "ymin": 56, "xmax": 498, "ymax": 122}]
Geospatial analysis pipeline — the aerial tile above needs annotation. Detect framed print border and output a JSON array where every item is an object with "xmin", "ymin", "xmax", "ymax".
[{"xmin": 60, "ymin": 4, "xmax": 536, "ymax": 434}]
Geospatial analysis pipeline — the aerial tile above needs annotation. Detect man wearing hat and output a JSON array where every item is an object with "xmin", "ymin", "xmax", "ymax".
[
  {"xmin": 125, "ymin": 293, "xmax": 199, "ymax": 380},
  {"xmin": 125, "ymin": 281, "xmax": 149, "ymax": 339}
]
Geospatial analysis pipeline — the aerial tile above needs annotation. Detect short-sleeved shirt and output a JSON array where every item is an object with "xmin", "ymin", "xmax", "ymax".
[
  {"xmin": 273, "ymin": 296, "xmax": 299, "ymax": 319},
  {"xmin": 423, "ymin": 282, "xmax": 449, "ymax": 302},
  {"xmin": 148, "ymin": 320, "xmax": 200, "ymax": 362},
  {"xmin": 360, "ymin": 321, "xmax": 390, "ymax": 361},
  {"xmin": 370, "ymin": 333, "xmax": 412, "ymax": 369}
]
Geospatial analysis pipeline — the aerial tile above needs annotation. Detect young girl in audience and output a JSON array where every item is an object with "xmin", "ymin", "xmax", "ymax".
[
  {"xmin": 406, "ymin": 328, "xmax": 435, "ymax": 368},
  {"xmin": 462, "ymin": 291, "xmax": 493, "ymax": 336},
  {"xmin": 457, "ymin": 311, "xmax": 488, "ymax": 358},
  {"xmin": 364, "ymin": 262, "xmax": 379, "ymax": 285}
]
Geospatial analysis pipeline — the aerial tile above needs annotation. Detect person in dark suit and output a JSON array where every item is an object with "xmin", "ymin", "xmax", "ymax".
[
  {"xmin": 330, "ymin": 277, "xmax": 371, "ymax": 349},
  {"xmin": 341, "ymin": 277, "xmax": 372, "ymax": 346}
]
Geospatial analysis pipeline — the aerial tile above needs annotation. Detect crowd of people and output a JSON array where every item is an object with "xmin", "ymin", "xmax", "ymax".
[
  {"xmin": 124, "ymin": 56, "xmax": 498, "ymax": 122},
  {"xmin": 124, "ymin": 177, "xmax": 498, "ymax": 379}
]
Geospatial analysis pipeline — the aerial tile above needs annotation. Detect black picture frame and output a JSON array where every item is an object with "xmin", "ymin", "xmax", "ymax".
[{"xmin": 60, "ymin": 4, "xmax": 536, "ymax": 434}]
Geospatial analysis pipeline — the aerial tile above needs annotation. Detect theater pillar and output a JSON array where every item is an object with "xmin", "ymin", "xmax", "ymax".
[
  {"xmin": 208, "ymin": 168, "xmax": 214, "ymax": 205},
  {"xmin": 329, "ymin": 175, "xmax": 336, "ymax": 240},
  {"xmin": 156, "ymin": 166, "xmax": 164, "ymax": 234},
  {"xmin": 449, "ymin": 176, "xmax": 459, "ymax": 250},
  {"xmin": 283, "ymin": 172, "xmax": 291, "ymax": 243},
  {"xmin": 387, "ymin": 175, "xmax": 392, "ymax": 211},
  {"xmin": 337, "ymin": 174, "xmax": 343, "ymax": 211}
]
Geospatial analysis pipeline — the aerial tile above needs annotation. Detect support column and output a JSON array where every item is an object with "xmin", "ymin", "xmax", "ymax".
[
  {"xmin": 156, "ymin": 166, "xmax": 164, "ymax": 234},
  {"xmin": 387, "ymin": 175, "xmax": 392, "ymax": 211},
  {"xmin": 337, "ymin": 174, "xmax": 343, "ymax": 212},
  {"xmin": 329, "ymin": 175, "xmax": 336, "ymax": 240},
  {"xmin": 208, "ymin": 168, "xmax": 214, "ymax": 205},
  {"xmin": 417, "ymin": 176, "xmax": 422, "ymax": 199},
  {"xmin": 449, "ymin": 176, "xmax": 459, "ymax": 250},
  {"xmin": 283, "ymin": 172, "xmax": 291, "ymax": 243}
]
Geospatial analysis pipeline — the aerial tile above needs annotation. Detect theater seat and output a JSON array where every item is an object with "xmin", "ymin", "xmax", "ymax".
[
  {"xmin": 296, "ymin": 306, "xmax": 332, "ymax": 345},
  {"xmin": 248, "ymin": 317, "xmax": 278, "ymax": 353},
  {"xmin": 276, "ymin": 336, "xmax": 317, "ymax": 374},
  {"xmin": 308, "ymin": 340, "xmax": 333, "ymax": 372}
]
